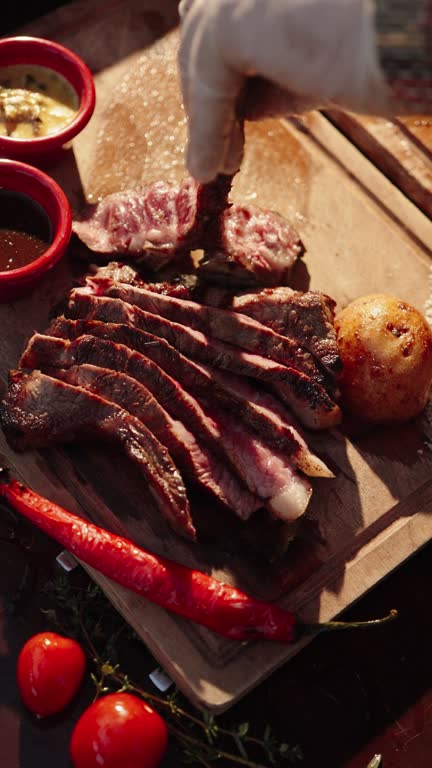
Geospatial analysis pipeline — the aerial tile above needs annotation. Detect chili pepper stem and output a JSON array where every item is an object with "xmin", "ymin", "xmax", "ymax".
[{"xmin": 297, "ymin": 609, "xmax": 398, "ymax": 639}]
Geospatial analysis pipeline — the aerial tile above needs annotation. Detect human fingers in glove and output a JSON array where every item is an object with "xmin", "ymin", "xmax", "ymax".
[{"xmin": 178, "ymin": 0, "xmax": 432, "ymax": 182}]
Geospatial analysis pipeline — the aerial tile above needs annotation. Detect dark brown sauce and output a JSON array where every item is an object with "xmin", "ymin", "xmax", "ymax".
[{"xmin": 0, "ymin": 190, "xmax": 52, "ymax": 271}]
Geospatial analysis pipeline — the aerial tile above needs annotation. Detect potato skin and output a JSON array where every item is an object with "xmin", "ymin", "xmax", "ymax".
[{"xmin": 334, "ymin": 294, "xmax": 432, "ymax": 424}]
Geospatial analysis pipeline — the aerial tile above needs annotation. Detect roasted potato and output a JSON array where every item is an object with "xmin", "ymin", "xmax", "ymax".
[{"xmin": 334, "ymin": 293, "xmax": 432, "ymax": 424}]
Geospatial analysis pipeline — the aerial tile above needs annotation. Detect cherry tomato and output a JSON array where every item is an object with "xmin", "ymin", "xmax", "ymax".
[
  {"xmin": 70, "ymin": 692, "xmax": 168, "ymax": 768},
  {"xmin": 17, "ymin": 631, "xmax": 86, "ymax": 717}
]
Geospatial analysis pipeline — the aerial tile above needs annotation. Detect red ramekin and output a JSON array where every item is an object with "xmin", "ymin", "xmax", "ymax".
[
  {"xmin": 0, "ymin": 158, "xmax": 72, "ymax": 301},
  {"xmin": 0, "ymin": 36, "xmax": 96, "ymax": 165}
]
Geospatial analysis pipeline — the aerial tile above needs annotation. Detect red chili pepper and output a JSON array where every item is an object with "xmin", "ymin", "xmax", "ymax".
[{"xmin": 0, "ymin": 471, "xmax": 397, "ymax": 643}]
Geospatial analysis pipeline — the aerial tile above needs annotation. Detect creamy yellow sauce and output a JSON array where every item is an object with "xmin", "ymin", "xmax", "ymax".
[{"xmin": 0, "ymin": 64, "xmax": 79, "ymax": 138}]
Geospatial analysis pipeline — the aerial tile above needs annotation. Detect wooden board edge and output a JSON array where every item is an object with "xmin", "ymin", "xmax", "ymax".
[{"xmin": 79, "ymin": 479, "xmax": 432, "ymax": 713}]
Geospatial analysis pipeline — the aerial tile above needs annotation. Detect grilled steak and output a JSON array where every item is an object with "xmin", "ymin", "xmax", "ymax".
[
  {"xmin": 198, "ymin": 204, "xmax": 304, "ymax": 286},
  {"xmin": 59, "ymin": 366, "xmax": 311, "ymax": 524},
  {"xmin": 0, "ymin": 369, "xmax": 195, "ymax": 538},
  {"xmin": 89, "ymin": 262, "xmax": 195, "ymax": 298},
  {"xmin": 83, "ymin": 277, "xmax": 325, "ymax": 382},
  {"xmin": 89, "ymin": 264, "xmax": 341, "ymax": 377},
  {"xmin": 54, "ymin": 304, "xmax": 332, "ymax": 476},
  {"xmin": 73, "ymin": 176, "xmax": 303, "ymax": 286},
  {"xmin": 22, "ymin": 330, "xmax": 312, "ymax": 523},
  {"xmin": 89, "ymin": 263, "xmax": 340, "ymax": 376},
  {"xmin": 72, "ymin": 176, "xmax": 231, "ymax": 271},
  {"xmin": 200, "ymin": 286, "xmax": 341, "ymax": 376},
  {"xmin": 55, "ymin": 364, "xmax": 260, "ymax": 516},
  {"xmin": 73, "ymin": 286, "xmax": 340, "ymax": 429},
  {"xmin": 20, "ymin": 334, "xmax": 260, "ymax": 520},
  {"xmin": 48, "ymin": 313, "xmax": 321, "ymax": 461}
]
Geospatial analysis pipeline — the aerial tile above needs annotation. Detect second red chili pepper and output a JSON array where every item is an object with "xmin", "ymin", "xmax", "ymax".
[{"xmin": 0, "ymin": 470, "xmax": 397, "ymax": 643}]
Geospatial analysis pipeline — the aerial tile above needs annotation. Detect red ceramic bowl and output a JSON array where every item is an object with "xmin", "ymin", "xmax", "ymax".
[
  {"xmin": 0, "ymin": 36, "xmax": 96, "ymax": 164},
  {"xmin": 0, "ymin": 159, "xmax": 72, "ymax": 301}
]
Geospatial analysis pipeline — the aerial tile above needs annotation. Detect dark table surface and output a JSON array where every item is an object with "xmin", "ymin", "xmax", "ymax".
[
  {"xmin": 2, "ymin": 511, "xmax": 432, "ymax": 768},
  {"xmin": 1, "ymin": 4, "xmax": 432, "ymax": 768}
]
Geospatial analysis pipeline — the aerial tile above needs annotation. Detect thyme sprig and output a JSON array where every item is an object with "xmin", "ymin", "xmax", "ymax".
[{"xmin": 43, "ymin": 574, "xmax": 303, "ymax": 767}]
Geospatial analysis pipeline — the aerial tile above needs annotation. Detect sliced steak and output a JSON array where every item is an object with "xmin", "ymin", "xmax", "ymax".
[
  {"xmin": 49, "ymin": 318, "xmax": 334, "ymax": 474},
  {"xmin": 73, "ymin": 174, "xmax": 303, "ymax": 285},
  {"xmin": 83, "ymin": 277, "xmax": 324, "ymax": 382},
  {"xmin": 214, "ymin": 421, "xmax": 312, "ymax": 522},
  {"xmin": 20, "ymin": 334, "xmax": 260, "ymax": 520},
  {"xmin": 59, "ymin": 364, "xmax": 311, "ymax": 523},
  {"xmin": 54, "ymin": 363, "xmax": 259, "ymax": 516},
  {"xmin": 81, "ymin": 281, "xmax": 341, "ymax": 429},
  {"xmin": 57, "ymin": 301, "xmax": 332, "ymax": 476},
  {"xmin": 72, "ymin": 176, "xmax": 231, "ymax": 271},
  {"xmin": 201, "ymin": 285, "xmax": 341, "ymax": 376},
  {"xmin": 198, "ymin": 204, "xmax": 304, "ymax": 287},
  {"xmin": 89, "ymin": 264, "xmax": 341, "ymax": 376},
  {"xmin": 22, "ymin": 330, "xmax": 311, "ymax": 523},
  {"xmin": 72, "ymin": 179, "xmax": 194, "ymax": 270},
  {"xmin": 89, "ymin": 262, "xmax": 194, "ymax": 299},
  {"xmin": 0, "ymin": 369, "xmax": 195, "ymax": 538},
  {"xmin": 208, "ymin": 367, "xmax": 333, "ymax": 478}
]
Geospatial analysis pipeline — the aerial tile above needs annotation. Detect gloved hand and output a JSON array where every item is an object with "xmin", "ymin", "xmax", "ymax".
[{"xmin": 178, "ymin": 0, "xmax": 392, "ymax": 182}]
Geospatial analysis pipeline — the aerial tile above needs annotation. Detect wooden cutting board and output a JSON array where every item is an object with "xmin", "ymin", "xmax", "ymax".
[
  {"xmin": 327, "ymin": 109, "xmax": 432, "ymax": 221},
  {"xmin": 5, "ymin": 0, "xmax": 432, "ymax": 712}
]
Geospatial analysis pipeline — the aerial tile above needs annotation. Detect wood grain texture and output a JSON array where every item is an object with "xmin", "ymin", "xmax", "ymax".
[
  {"xmin": 5, "ymin": 0, "xmax": 432, "ymax": 712},
  {"xmin": 327, "ymin": 109, "xmax": 432, "ymax": 221}
]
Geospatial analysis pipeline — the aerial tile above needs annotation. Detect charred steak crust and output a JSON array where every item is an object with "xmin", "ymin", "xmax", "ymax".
[
  {"xmin": 19, "ymin": 332, "xmax": 311, "ymax": 523},
  {"xmin": 1, "ymin": 369, "xmax": 195, "ymax": 538},
  {"xmin": 20, "ymin": 333, "xmax": 260, "ymax": 520},
  {"xmin": 206, "ymin": 287, "xmax": 342, "ymax": 376},
  {"xmin": 65, "ymin": 290, "xmax": 338, "ymax": 424},
  {"xmin": 89, "ymin": 263, "xmax": 341, "ymax": 377},
  {"xmin": 47, "ymin": 314, "xmax": 340, "ymax": 432},
  {"xmin": 83, "ymin": 278, "xmax": 332, "ymax": 388},
  {"xmin": 72, "ymin": 176, "xmax": 304, "ymax": 287},
  {"xmin": 54, "ymin": 364, "xmax": 261, "ymax": 518}
]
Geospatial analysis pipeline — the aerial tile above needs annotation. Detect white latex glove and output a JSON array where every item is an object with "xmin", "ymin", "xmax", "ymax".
[{"xmin": 178, "ymin": 0, "xmax": 392, "ymax": 182}]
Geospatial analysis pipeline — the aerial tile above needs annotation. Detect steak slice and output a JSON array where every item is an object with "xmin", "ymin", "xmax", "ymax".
[
  {"xmin": 201, "ymin": 285, "xmax": 342, "ymax": 376},
  {"xmin": 20, "ymin": 334, "xmax": 260, "ymax": 520},
  {"xmin": 58, "ymin": 300, "xmax": 332, "ymax": 476},
  {"xmin": 72, "ymin": 179, "xmax": 194, "ymax": 270},
  {"xmin": 59, "ymin": 364, "xmax": 312, "ymax": 524},
  {"xmin": 89, "ymin": 262, "xmax": 194, "ymax": 299},
  {"xmin": 23, "ymin": 331, "xmax": 312, "ymax": 523},
  {"xmin": 76, "ymin": 289, "xmax": 341, "ymax": 429},
  {"xmin": 53, "ymin": 363, "xmax": 259, "ymax": 516},
  {"xmin": 82, "ymin": 282, "xmax": 341, "ymax": 429},
  {"xmin": 0, "ymin": 369, "xmax": 195, "ymax": 538},
  {"xmin": 84, "ymin": 277, "xmax": 325, "ymax": 383},
  {"xmin": 73, "ymin": 175, "xmax": 303, "ymax": 286},
  {"xmin": 72, "ymin": 176, "xmax": 231, "ymax": 271},
  {"xmin": 198, "ymin": 204, "xmax": 304, "ymax": 287}
]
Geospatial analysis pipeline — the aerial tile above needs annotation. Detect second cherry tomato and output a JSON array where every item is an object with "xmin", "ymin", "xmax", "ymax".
[
  {"xmin": 70, "ymin": 692, "xmax": 168, "ymax": 768},
  {"xmin": 17, "ymin": 631, "xmax": 86, "ymax": 717}
]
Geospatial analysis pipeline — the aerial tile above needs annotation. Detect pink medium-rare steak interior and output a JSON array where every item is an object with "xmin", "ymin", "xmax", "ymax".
[
  {"xmin": 19, "ymin": 329, "xmax": 311, "ymax": 523},
  {"xmin": 4, "ymin": 165, "xmax": 341, "ymax": 550},
  {"xmin": 54, "ymin": 363, "xmax": 261, "ymax": 518},
  {"xmin": 198, "ymin": 205, "xmax": 304, "ymax": 286},
  {"xmin": 73, "ymin": 176, "xmax": 304, "ymax": 285},
  {"xmin": 72, "ymin": 179, "xmax": 200, "ymax": 269},
  {"xmin": 1, "ymin": 369, "xmax": 195, "ymax": 539},
  {"xmin": 201, "ymin": 285, "xmax": 341, "ymax": 375},
  {"xmin": 40, "ymin": 318, "xmax": 312, "ymax": 523}
]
